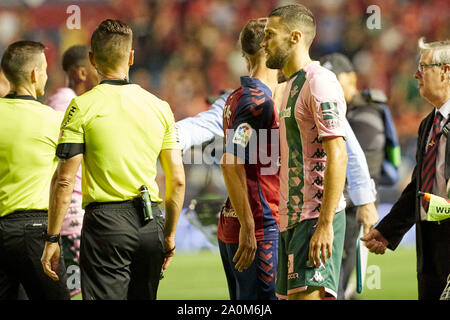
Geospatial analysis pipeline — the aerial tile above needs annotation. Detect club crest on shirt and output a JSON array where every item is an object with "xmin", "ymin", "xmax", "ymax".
[{"xmin": 232, "ymin": 123, "xmax": 253, "ymax": 148}]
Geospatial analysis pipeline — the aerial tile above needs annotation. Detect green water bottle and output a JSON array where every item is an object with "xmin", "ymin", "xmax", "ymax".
[{"xmin": 140, "ymin": 185, "xmax": 153, "ymax": 222}]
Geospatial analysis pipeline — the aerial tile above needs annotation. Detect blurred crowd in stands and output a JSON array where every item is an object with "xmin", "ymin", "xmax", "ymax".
[{"xmin": 0, "ymin": 0, "xmax": 449, "ymax": 139}]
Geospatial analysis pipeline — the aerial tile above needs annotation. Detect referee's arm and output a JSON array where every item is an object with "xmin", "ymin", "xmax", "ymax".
[
  {"xmin": 159, "ymin": 149, "xmax": 185, "ymax": 271},
  {"xmin": 42, "ymin": 154, "xmax": 82, "ymax": 281}
]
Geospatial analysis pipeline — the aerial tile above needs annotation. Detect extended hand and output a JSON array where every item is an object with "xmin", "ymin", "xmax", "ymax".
[
  {"xmin": 41, "ymin": 242, "xmax": 61, "ymax": 281},
  {"xmin": 309, "ymin": 224, "xmax": 333, "ymax": 268},
  {"xmin": 233, "ymin": 227, "xmax": 257, "ymax": 272},
  {"xmin": 360, "ymin": 229, "xmax": 388, "ymax": 254},
  {"xmin": 356, "ymin": 202, "xmax": 379, "ymax": 235}
]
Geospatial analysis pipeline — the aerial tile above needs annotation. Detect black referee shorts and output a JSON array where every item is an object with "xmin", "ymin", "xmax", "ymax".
[
  {"xmin": 80, "ymin": 200, "xmax": 165, "ymax": 300},
  {"xmin": 0, "ymin": 210, "xmax": 70, "ymax": 300}
]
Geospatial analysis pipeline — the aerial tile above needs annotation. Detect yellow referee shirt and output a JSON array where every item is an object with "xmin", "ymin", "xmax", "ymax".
[
  {"xmin": 58, "ymin": 80, "xmax": 180, "ymax": 208},
  {"xmin": 0, "ymin": 95, "xmax": 63, "ymax": 216}
]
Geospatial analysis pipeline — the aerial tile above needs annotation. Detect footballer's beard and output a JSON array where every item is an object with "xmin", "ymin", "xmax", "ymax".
[{"xmin": 265, "ymin": 46, "xmax": 289, "ymax": 70}]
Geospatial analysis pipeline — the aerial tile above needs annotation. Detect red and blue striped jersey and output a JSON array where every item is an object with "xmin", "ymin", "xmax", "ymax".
[{"xmin": 218, "ymin": 76, "xmax": 280, "ymax": 243}]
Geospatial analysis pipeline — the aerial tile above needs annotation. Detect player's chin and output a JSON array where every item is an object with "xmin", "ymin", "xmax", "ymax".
[{"xmin": 265, "ymin": 58, "xmax": 282, "ymax": 70}]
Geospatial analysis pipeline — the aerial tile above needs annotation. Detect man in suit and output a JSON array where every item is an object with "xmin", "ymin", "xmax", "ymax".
[{"xmin": 362, "ymin": 37, "xmax": 450, "ymax": 300}]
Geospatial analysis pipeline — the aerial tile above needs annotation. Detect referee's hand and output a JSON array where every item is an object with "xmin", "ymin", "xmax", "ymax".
[
  {"xmin": 162, "ymin": 236, "xmax": 176, "ymax": 271},
  {"xmin": 41, "ymin": 242, "xmax": 61, "ymax": 281}
]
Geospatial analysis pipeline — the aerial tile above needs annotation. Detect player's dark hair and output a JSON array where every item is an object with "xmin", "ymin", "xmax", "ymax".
[
  {"xmin": 91, "ymin": 19, "xmax": 133, "ymax": 70},
  {"xmin": 62, "ymin": 45, "xmax": 89, "ymax": 72},
  {"xmin": 1, "ymin": 40, "xmax": 46, "ymax": 85},
  {"xmin": 269, "ymin": 4, "xmax": 316, "ymax": 47},
  {"xmin": 240, "ymin": 18, "xmax": 267, "ymax": 56}
]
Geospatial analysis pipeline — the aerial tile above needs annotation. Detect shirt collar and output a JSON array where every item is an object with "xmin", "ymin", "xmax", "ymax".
[
  {"xmin": 303, "ymin": 61, "xmax": 320, "ymax": 72},
  {"xmin": 99, "ymin": 78, "xmax": 130, "ymax": 86},
  {"xmin": 240, "ymin": 76, "xmax": 272, "ymax": 97},
  {"xmin": 288, "ymin": 61, "xmax": 319, "ymax": 80},
  {"xmin": 4, "ymin": 93, "xmax": 39, "ymax": 102},
  {"xmin": 436, "ymin": 99, "xmax": 450, "ymax": 121}
]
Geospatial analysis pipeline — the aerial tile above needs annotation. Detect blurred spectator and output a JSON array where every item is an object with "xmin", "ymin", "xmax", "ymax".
[{"xmin": 0, "ymin": 0, "xmax": 447, "ymax": 131}]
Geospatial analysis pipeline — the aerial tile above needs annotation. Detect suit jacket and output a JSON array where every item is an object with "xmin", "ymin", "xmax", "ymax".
[{"xmin": 376, "ymin": 109, "xmax": 436, "ymax": 274}]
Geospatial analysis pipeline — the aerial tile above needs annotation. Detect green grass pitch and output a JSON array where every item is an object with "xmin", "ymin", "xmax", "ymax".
[{"xmin": 71, "ymin": 246, "xmax": 418, "ymax": 300}]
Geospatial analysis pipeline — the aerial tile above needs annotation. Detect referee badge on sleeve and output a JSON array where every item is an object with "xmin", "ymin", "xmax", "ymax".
[{"xmin": 232, "ymin": 123, "xmax": 253, "ymax": 148}]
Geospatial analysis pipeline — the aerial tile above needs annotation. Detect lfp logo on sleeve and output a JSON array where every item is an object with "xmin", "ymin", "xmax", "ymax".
[{"xmin": 232, "ymin": 123, "xmax": 253, "ymax": 148}]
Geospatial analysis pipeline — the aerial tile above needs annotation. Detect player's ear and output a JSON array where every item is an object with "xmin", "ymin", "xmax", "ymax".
[
  {"xmin": 30, "ymin": 68, "xmax": 38, "ymax": 85},
  {"xmin": 128, "ymin": 50, "xmax": 134, "ymax": 66},
  {"xmin": 78, "ymin": 66, "xmax": 87, "ymax": 82},
  {"xmin": 290, "ymin": 30, "xmax": 301, "ymax": 45},
  {"xmin": 442, "ymin": 64, "xmax": 450, "ymax": 82}
]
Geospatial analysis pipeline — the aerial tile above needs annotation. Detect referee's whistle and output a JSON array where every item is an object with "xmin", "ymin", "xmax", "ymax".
[{"xmin": 140, "ymin": 185, "xmax": 153, "ymax": 222}]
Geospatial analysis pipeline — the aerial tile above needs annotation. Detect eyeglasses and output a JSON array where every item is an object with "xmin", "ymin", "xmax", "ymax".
[{"xmin": 417, "ymin": 63, "xmax": 446, "ymax": 74}]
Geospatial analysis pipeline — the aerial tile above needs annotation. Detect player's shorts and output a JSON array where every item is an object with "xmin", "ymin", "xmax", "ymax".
[
  {"xmin": 276, "ymin": 210, "xmax": 345, "ymax": 299},
  {"xmin": 219, "ymin": 238, "xmax": 278, "ymax": 300}
]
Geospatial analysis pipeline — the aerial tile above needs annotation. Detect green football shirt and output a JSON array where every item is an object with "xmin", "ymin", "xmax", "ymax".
[
  {"xmin": 0, "ymin": 96, "xmax": 62, "ymax": 216},
  {"xmin": 58, "ymin": 81, "xmax": 180, "ymax": 208}
]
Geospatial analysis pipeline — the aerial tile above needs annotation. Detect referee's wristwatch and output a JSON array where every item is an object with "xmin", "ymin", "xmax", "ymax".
[{"xmin": 42, "ymin": 230, "xmax": 60, "ymax": 243}]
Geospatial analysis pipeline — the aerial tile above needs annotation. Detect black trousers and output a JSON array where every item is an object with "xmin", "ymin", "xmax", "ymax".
[
  {"xmin": 418, "ymin": 220, "xmax": 450, "ymax": 300},
  {"xmin": 80, "ymin": 201, "xmax": 165, "ymax": 300},
  {"xmin": 0, "ymin": 211, "xmax": 70, "ymax": 300}
]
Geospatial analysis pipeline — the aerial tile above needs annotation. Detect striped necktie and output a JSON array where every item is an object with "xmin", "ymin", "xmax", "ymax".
[{"xmin": 421, "ymin": 112, "xmax": 443, "ymax": 212}]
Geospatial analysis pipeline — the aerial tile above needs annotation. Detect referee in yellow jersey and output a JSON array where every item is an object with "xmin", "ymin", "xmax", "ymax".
[
  {"xmin": 41, "ymin": 20, "xmax": 185, "ymax": 300},
  {"xmin": 0, "ymin": 41, "xmax": 70, "ymax": 300}
]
